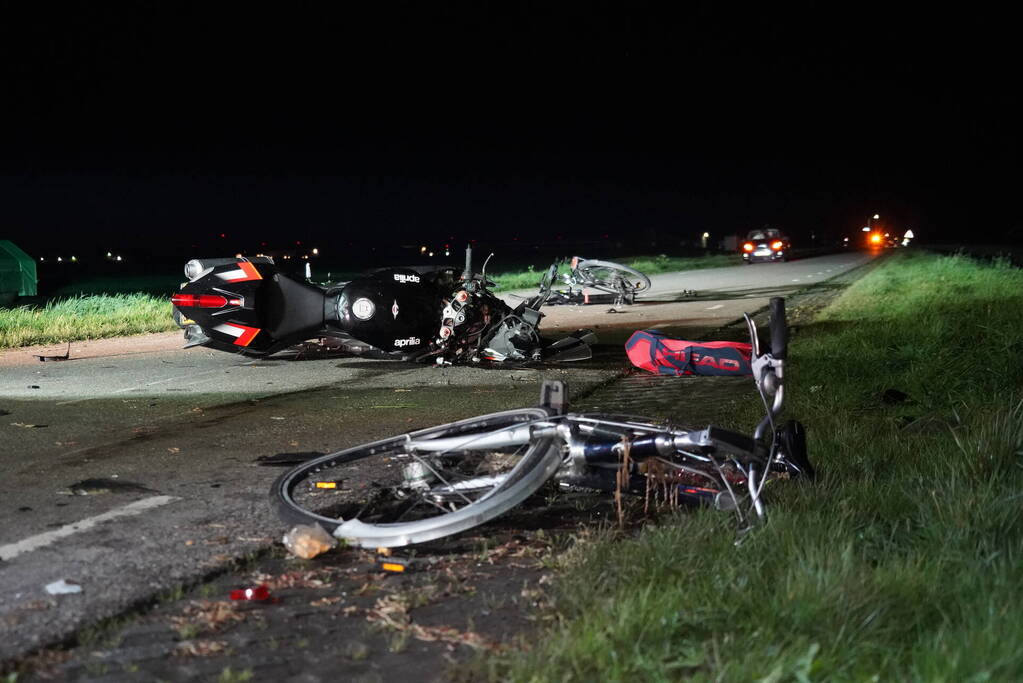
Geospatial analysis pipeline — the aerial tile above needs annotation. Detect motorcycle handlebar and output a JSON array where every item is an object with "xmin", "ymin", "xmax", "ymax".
[{"xmin": 769, "ymin": 297, "xmax": 787, "ymax": 360}]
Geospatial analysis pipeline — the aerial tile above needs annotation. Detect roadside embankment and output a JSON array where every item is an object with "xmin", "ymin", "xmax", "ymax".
[{"xmin": 496, "ymin": 250, "xmax": 1023, "ymax": 680}]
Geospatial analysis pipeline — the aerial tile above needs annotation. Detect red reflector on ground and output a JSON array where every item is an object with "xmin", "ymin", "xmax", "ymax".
[{"xmin": 230, "ymin": 584, "xmax": 271, "ymax": 601}]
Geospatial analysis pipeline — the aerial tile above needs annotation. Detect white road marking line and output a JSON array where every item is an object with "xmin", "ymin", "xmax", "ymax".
[
  {"xmin": 705, "ymin": 304, "xmax": 724, "ymax": 310},
  {"xmin": 0, "ymin": 495, "xmax": 178, "ymax": 561},
  {"xmin": 792, "ymin": 279, "xmax": 801, "ymax": 282}
]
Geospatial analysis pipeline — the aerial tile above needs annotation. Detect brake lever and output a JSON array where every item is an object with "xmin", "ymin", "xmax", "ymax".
[{"xmin": 744, "ymin": 312, "xmax": 760, "ymax": 358}]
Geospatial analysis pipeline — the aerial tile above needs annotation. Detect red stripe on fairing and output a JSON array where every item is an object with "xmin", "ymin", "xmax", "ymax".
[
  {"xmin": 224, "ymin": 261, "xmax": 263, "ymax": 282},
  {"xmin": 223, "ymin": 323, "xmax": 261, "ymax": 346}
]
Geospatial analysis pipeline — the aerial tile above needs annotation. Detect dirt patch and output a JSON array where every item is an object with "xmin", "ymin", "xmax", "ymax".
[{"xmin": 0, "ymin": 332, "xmax": 187, "ymax": 367}]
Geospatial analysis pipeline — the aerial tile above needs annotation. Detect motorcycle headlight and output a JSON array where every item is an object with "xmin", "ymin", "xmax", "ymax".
[{"xmin": 184, "ymin": 259, "xmax": 206, "ymax": 281}]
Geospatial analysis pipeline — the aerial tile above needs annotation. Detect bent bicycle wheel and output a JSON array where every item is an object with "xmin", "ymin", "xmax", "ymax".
[
  {"xmin": 575, "ymin": 259, "xmax": 652, "ymax": 300},
  {"xmin": 270, "ymin": 408, "xmax": 564, "ymax": 548}
]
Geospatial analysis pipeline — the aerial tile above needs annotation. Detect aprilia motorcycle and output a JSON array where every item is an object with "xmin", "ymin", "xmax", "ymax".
[{"xmin": 170, "ymin": 247, "xmax": 593, "ymax": 364}]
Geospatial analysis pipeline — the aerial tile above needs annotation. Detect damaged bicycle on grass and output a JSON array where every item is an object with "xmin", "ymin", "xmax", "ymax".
[{"xmin": 270, "ymin": 297, "xmax": 814, "ymax": 550}]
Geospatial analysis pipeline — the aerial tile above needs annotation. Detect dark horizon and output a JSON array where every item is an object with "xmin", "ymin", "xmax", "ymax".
[{"xmin": 3, "ymin": 3, "xmax": 1020, "ymax": 259}]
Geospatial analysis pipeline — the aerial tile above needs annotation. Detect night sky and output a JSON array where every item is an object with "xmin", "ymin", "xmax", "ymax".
[{"xmin": 2, "ymin": 2, "xmax": 1020, "ymax": 265}]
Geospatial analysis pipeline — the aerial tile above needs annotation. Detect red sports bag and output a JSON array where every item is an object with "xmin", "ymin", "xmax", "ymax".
[{"xmin": 625, "ymin": 330, "xmax": 753, "ymax": 376}]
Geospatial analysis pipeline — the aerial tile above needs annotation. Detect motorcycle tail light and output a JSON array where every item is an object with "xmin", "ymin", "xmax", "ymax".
[
  {"xmin": 771, "ymin": 240, "xmax": 783, "ymax": 250},
  {"xmin": 742, "ymin": 242, "xmax": 754, "ymax": 252},
  {"xmin": 171, "ymin": 294, "xmax": 229, "ymax": 308}
]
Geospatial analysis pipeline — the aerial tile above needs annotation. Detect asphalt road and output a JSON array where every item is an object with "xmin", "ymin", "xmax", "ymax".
[{"xmin": 0, "ymin": 251, "xmax": 874, "ymax": 664}]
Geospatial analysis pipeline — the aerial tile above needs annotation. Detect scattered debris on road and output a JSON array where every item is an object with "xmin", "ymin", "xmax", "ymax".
[
  {"xmin": 44, "ymin": 580, "xmax": 82, "ymax": 596},
  {"xmin": 228, "ymin": 585, "xmax": 271, "ymax": 602},
  {"xmin": 34, "ymin": 342, "xmax": 71, "ymax": 362},
  {"xmin": 282, "ymin": 524, "xmax": 337, "ymax": 559},
  {"xmin": 58, "ymin": 478, "xmax": 156, "ymax": 496}
]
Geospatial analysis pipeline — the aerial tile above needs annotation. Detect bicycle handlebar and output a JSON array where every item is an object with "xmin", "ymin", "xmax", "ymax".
[{"xmin": 769, "ymin": 297, "xmax": 787, "ymax": 360}]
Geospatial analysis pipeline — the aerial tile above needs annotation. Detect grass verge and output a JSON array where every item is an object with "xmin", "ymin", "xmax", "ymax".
[
  {"xmin": 0, "ymin": 294, "xmax": 177, "ymax": 349},
  {"xmin": 492, "ymin": 251, "xmax": 1023, "ymax": 680}
]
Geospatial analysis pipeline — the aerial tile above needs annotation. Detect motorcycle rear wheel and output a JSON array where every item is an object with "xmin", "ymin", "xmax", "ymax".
[{"xmin": 270, "ymin": 408, "xmax": 563, "ymax": 548}]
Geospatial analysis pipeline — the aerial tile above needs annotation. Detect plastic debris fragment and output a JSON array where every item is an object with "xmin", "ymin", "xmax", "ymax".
[
  {"xmin": 230, "ymin": 584, "xmax": 271, "ymax": 601},
  {"xmin": 282, "ymin": 523, "xmax": 337, "ymax": 559},
  {"xmin": 45, "ymin": 579, "xmax": 83, "ymax": 595},
  {"xmin": 35, "ymin": 342, "xmax": 71, "ymax": 362}
]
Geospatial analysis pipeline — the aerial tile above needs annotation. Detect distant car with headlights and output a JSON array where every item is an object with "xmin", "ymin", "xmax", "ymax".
[
  {"xmin": 866, "ymin": 231, "xmax": 899, "ymax": 249},
  {"xmin": 741, "ymin": 228, "xmax": 790, "ymax": 264}
]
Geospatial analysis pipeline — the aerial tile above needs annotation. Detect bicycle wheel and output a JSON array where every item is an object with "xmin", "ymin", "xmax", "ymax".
[
  {"xmin": 270, "ymin": 408, "xmax": 564, "ymax": 548},
  {"xmin": 575, "ymin": 259, "xmax": 651, "ymax": 301}
]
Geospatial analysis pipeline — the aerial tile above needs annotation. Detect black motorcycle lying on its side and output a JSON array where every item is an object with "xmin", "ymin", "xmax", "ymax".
[{"xmin": 170, "ymin": 247, "xmax": 594, "ymax": 365}]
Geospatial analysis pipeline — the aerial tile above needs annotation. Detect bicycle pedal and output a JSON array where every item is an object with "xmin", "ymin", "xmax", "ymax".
[{"xmin": 376, "ymin": 556, "xmax": 418, "ymax": 573}]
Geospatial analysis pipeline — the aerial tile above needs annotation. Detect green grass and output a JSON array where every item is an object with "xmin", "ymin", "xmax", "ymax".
[
  {"xmin": 0, "ymin": 294, "xmax": 177, "ymax": 348},
  {"xmin": 488, "ymin": 254, "xmax": 739, "ymax": 291},
  {"xmin": 494, "ymin": 251, "xmax": 1023, "ymax": 680}
]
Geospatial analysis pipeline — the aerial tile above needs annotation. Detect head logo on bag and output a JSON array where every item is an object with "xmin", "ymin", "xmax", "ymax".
[{"xmin": 625, "ymin": 330, "xmax": 752, "ymax": 376}]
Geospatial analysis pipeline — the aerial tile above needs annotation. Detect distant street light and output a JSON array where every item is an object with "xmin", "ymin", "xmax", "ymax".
[{"xmin": 866, "ymin": 213, "xmax": 880, "ymax": 232}]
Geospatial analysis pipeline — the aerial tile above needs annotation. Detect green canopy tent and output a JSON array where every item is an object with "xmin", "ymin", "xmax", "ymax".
[{"xmin": 0, "ymin": 240, "xmax": 38, "ymax": 302}]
